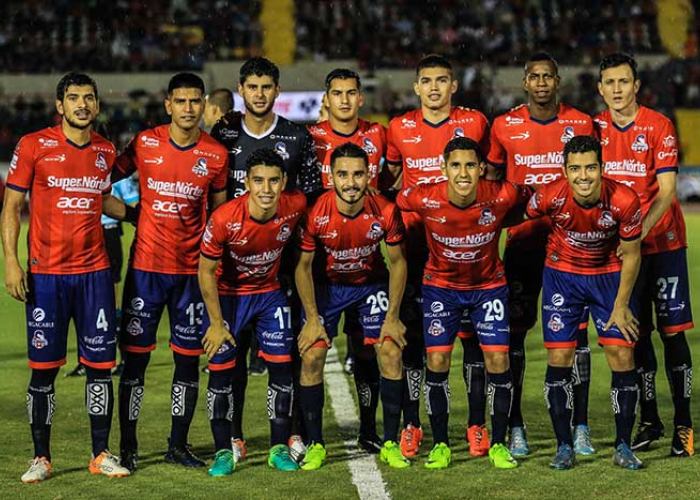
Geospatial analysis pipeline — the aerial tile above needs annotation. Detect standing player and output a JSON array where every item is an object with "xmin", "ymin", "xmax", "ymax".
[
  {"xmin": 1, "ymin": 72, "xmax": 130, "ymax": 482},
  {"xmin": 296, "ymin": 143, "xmax": 409, "ymax": 470},
  {"xmin": 386, "ymin": 54, "xmax": 491, "ymax": 457},
  {"xmin": 198, "ymin": 149, "xmax": 306, "ymax": 475},
  {"xmin": 527, "ymin": 135, "xmax": 644, "ymax": 470},
  {"xmin": 397, "ymin": 137, "xmax": 531, "ymax": 470},
  {"xmin": 114, "ymin": 73, "xmax": 229, "ymax": 472},
  {"xmin": 595, "ymin": 52, "xmax": 694, "ymax": 457},
  {"xmin": 211, "ymin": 56, "xmax": 323, "ymax": 463},
  {"xmin": 202, "ymin": 88, "xmax": 234, "ymax": 132},
  {"xmin": 308, "ymin": 68, "xmax": 388, "ymax": 452},
  {"xmin": 487, "ymin": 52, "xmax": 595, "ymax": 456}
]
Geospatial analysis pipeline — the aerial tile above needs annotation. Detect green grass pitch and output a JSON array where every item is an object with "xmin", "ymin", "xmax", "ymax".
[{"xmin": 0, "ymin": 217, "xmax": 698, "ymax": 499}]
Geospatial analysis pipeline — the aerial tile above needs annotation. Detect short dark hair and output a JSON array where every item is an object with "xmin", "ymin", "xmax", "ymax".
[
  {"xmin": 167, "ymin": 72, "xmax": 205, "ymax": 95},
  {"xmin": 207, "ymin": 88, "xmax": 233, "ymax": 113},
  {"xmin": 56, "ymin": 72, "xmax": 98, "ymax": 101},
  {"xmin": 240, "ymin": 57, "xmax": 280, "ymax": 86},
  {"xmin": 330, "ymin": 142, "xmax": 368, "ymax": 171},
  {"xmin": 443, "ymin": 137, "xmax": 483, "ymax": 164},
  {"xmin": 416, "ymin": 54, "xmax": 452, "ymax": 78},
  {"xmin": 599, "ymin": 52, "xmax": 638, "ymax": 81},
  {"xmin": 245, "ymin": 148, "xmax": 285, "ymax": 174},
  {"xmin": 325, "ymin": 68, "xmax": 362, "ymax": 91},
  {"xmin": 525, "ymin": 52, "xmax": 559, "ymax": 75},
  {"xmin": 563, "ymin": 135, "xmax": 602, "ymax": 167}
]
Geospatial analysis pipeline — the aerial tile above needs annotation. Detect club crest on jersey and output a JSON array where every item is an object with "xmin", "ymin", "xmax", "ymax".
[
  {"xmin": 478, "ymin": 208, "xmax": 496, "ymax": 226},
  {"xmin": 276, "ymin": 223, "xmax": 291, "ymax": 242},
  {"xmin": 451, "ymin": 127, "xmax": 465, "ymax": 139},
  {"xmin": 192, "ymin": 157, "xmax": 209, "ymax": 177},
  {"xmin": 631, "ymin": 134, "xmax": 648, "ymax": 153},
  {"xmin": 32, "ymin": 331, "xmax": 48, "ymax": 349},
  {"xmin": 362, "ymin": 137, "xmax": 377, "ymax": 155},
  {"xmin": 428, "ymin": 319, "xmax": 445, "ymax": 337},
  {"xmin": 597, "ymin": 210, "xmax": 616, "ymax": 229},
  {"xmin": 366, "ymin": 221, "xmax": 383, "ymax": 240},
  {"xmin": 127, "ymin": 318, "xmax": 144, "ymax": 336},
  {"xmin": 274, "ymin": 142, "xmax": 290, "ymax": 160},
  {"xmin": 547, "ymin": 314, "xmax": 564, "ymax": 332},
  {"xmin": 560, "ymin": 126, "xmax": 575, "ymax": 143},
  {"xmin": 94, "ymin": 152, "xmax": 108, "ymax": 172}
]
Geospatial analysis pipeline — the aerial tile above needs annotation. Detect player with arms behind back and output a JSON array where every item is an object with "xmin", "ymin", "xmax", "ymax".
[
  {"xmin": 1, "ymin": 72, "xmax": 130, "ymax": 482},
  {"xmin": 595, "ymin": 52, "xmax": 694, "ymax": 457},
  {"xmin": 527, "ymin": 135, "xmax": 644, "ymax": 470}
]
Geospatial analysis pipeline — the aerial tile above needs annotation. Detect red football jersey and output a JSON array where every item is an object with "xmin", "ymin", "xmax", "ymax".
[
  {"xmin": 526, "ymin": 177, "xmax": 642, "ymax": 274},
  {"xmin": 594, "ymin": 106, "xmax": 687, "ymax": 255},
  {"xmin": 201, "ymin": 190, "xmax": 306, "ymax": 295},
  {"xmin": 396, "ymin": 180, "xmax": 532, "ymax": 290},
  {"xmin": 308, "ymin": 119, "xmax": 386, "ymax": 189},
  {"xmin": 489, "ymin": 103, "xmax": 594, "ymax": 248},
  {"xmin": 299, "ymin": 190, "xmax": 405, "ymax": 285},
  {"xmin": 7, "ymin": 125, "xmax": 114, "ymax": 274},
  {"xmin": 114, "ymin": 125, "xmax": 228, "ymax": 274},
  {"xmin": 386, "ymin": 107, "xmax": 490, "ymax": 187}
]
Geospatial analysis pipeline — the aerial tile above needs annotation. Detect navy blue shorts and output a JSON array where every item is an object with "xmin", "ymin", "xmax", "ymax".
[
  {"xmin": 634, "ymin": 249, "xmax": 694, "ymax": 336},
  {"xmin": 422, "ymin": 284, "xmax": 510, "ymax": 353},
  {"xmin": 120, "ymin": 269, "xmax": 204, "ymax": 356},
  {"xmin": 26, "ymin": 270, "xmax": 117, "ymax": 369},
  {"xmin": 202, "ymin": 289, "xmax": 293, "ymax": 370},
  {"xmin": 303, "ymin": 283, "xmax": 389, "ymax": 347},
  {"xmin": 542, "ymin": 267, "xmax": 636, "ymax": 348}
]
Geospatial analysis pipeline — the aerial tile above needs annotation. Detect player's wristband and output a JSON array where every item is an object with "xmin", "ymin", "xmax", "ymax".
[{"xmin": 124, "ymin": 204, "xmax": 140, "ymax": 224}]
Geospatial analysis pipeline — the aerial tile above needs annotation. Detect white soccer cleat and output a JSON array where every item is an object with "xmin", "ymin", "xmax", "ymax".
[
  {"xmin": 288, "ymin": 434, "xmax": 307, "ymax": 463},
  {"xmin": 21, "ymin": 456, "xmax": 52, "ymax": 483},
  {"xmin": 231, "ymin": 438, "xmax": 247, "ymax": 463},
  {"xmin": 89, "ymin": 451, "xmax": 130, "ymax": 478}
]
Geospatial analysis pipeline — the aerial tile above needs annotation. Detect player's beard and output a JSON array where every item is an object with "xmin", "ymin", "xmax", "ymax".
[
  {"xmin": 64, "ymin": 114, "xmax": 94, "ymax": 131},
  {"xmin": 244, "ymin": 98, "xmax": 275, "ymax": 118},
  {"xmin": 334, "ymin": 185, "xmax": 366, "ymax": 207}
]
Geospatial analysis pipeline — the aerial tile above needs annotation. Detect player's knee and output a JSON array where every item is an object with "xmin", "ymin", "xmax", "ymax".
[
  {"xmin": 547, "ymin": 348, "xmax": 575, "ymax": 367},
  {"xmin": 604, "ymin": 345, "xmax": 635, "ymax": 371},
  {"xmin": 300, "ymin": 350, "xmax": 326, "ymax": 385},
  {"xmin": 427, "ymin": 351, "xmax": 450, "ymax": 372},
  {"xmin": 377, "ymin": 343, "xmax": 403, "ymax": 379},
  {"xmin": 483, "ymin": 351, "xmax": 509, "ymax": 374}
]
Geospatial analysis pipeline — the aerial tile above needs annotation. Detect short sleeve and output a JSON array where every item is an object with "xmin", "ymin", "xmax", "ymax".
[
  {"xmin": 384, "ymin": 203, "xmax": 406, "ymax": 245},
  {"xmin": 654, "ymin": 119, "xmax": 679, "ymax": 173},
  {"xmin": 395, "ymin": 186, "xmax": 420, "ymax": 212},
  {"xmin": 298, "ymin": 207, "xmax": 318, "ymax": 252},
  {"xmin": 113, "ymin": 135, "xmax": 139, "ymax": 178},
  {"xmin": 525, "ymin": 188, "xmax": 549, "ymax": 219},
  {"xmin": 212, "ymin": 155, "xmax": 229, "ymax": 192},
  {"xmin": 6, "ymin": 137, "xmax": 36, "ymax": 192},
  {"xmin": 619, "ymin": 194, "xmax": 643, "ymax": 241},
  {"xmin": 385, "ymin": 120, "xmax": 402, "ymax": 164},
  {"xmin": 200, "ymin": 211, "xmax": 228, "ymax": 260}
]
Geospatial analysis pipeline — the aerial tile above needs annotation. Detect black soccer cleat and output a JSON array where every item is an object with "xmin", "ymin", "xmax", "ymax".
[
  {"xmin": 65, "ymin": 363, "xmax": 86, "ymax": 377},
  {"xmin": 631, "ymin": 421, "xmax": 665, "ymax": 452},
  {"xmin": 164, "ymin": 440, "xmax": 206, "ymax": 468},
  {"xmin": 358, "ymin": 433, "xmax": 383, "ymax": 454},
  {"xmin": 120, "ymin": 449, "xmax": 139, "ymax": 473}
]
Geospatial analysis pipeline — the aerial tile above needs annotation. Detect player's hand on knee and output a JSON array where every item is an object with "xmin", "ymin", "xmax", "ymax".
[
  {"xmin": 202, "ymin": 323, "xmax": 235, "ymax": 360},
  {"xmin": 298, "ymin": 319, "xmax": 328, "ymax": 356},
  {"xmin": 5, "ymin": 263, "xmax": 28, "ymax": 302},
  {"xmin": 379, "ymin": 317, "xmax": 407, "ymax": 349},
  {"xmin": 605, "ymin": 304, "xmax": 639, "ymax": 343}
]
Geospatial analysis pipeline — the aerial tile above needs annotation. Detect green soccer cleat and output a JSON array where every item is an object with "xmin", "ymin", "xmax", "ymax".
[
  {"xmin": 268, "ymin": 445, "xmax": 300, "ymax": 471},
  {"xmin": 300, "ymin": 443, "xmax": 327, "ymax": 471},
  {"xmin": 380, "ymin": 441, "xmax": 410, "ymax": 469},
  {"xmin": 208, "ymin": 449, "xmax": 234, "ymax": 477},
  {"xmin": 489, "ymin": 443, "xmax": 518, "ymax": 469},
  {"xmin": 424, "ymin": 443, "xmax": 452, "ymax": 470}
]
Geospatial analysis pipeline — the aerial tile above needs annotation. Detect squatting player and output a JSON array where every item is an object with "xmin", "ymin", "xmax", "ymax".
[
  {"xmin": 386, "ymin": 54, "xmax": 491, "ymax": 457},
  {"xmin": 595, "ymin": 52, "xmax": 694, "ymax": 457},
  {"xmin": 397, "ymin": 137, "xmax": 531, "ymax": 470},
  {"xmin": 211, "ymin": 57, "xmax": 323, "ymax": 463},
  {"xmin": 198, "ymin": 149, "xmax": 306, "ymax": 475},
  {"xmin": 527, "ymin": 135, "xmax": 644, "ymax": 470},
  {"xmin": 296, "ymin": 143, "xmax": 409, "ymax": 470},
  {"xmin": 487, "ymin": 52, "xmax": 595, "ymax": 456},
  {"xmin": 308, "ymin": 68, "xmax": 388, "ymax": 452},
  {"xmin": 113, "ymin": 73, "xmax": 228, "ymax": 472},
  {"xmin": 1, "ymin": 72, "xmax": 130, "ymax": 482}
]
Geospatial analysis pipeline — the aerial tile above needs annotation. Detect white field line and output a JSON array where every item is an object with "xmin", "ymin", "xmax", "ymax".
[{"xmin": 325, "ymin": 346, "xmax": 391, "ymax": 500}]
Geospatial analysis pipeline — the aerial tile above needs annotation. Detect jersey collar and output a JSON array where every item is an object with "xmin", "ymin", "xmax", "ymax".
[{"xmin": 242, "ymin": 114, "xmax": 279, "ymax": 139}]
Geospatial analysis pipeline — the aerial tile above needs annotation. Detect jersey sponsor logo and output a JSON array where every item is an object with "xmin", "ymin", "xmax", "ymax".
[
  {"xmin": 510, "ymin": 131, "xmax": 530, "ymax": 140},
  {"xmin": 130, "ymin": 297, "xmax": 145, "ymax": 311},
  {"xmin": 405, "ymin": 154, "xmax": 442, "ymax": 171},
  {"xmin": 146, "ymin": 177, "xmax": 205, "ymax": 199},
  {"xmin": 662, "ymin": 135, "xmax": 676, "ymax": 148},
  {"xmin": 309, "ymin": 126, "xmax": 326, "ymax": 136},
  {"xmin": 558, "ymin": 119, "xmax": 589, "ymax": 125},
  {"xmin": 524, "ymin": 172, "xmax": 561, "ymax": 185},
  {"xmin": 277, "ymin": 223, "xmax": 292, "ymax": 242},
  {"xmin": 32, "ymin": 308, "xmax": 46, "ymax": 322},
  {"xmin": 330, "ymin": 260, "xmax": 365, "ymax": 272},
  {"xmin": 442, "ymin": 248, "xmax": 481, "ymax": 261},
  {"xmin": 603, "ymin": 160, "xmax": 647, "ymax": 178},
  {"xmin": 417, "ymin": 175, "xmax": 447, "ymax": 185},
  {"xmin": 594, "ymin": 119, "xmax": 608, "ymax": 129},
  {"xmin": 426, "ymin": 215, "xmax": 446, "ymax": 224},
  {"xmin": 597, "ymin": 210, "xmax": 616, "ymax": 229},
  {"xmin": 230, "ymin": 237, "xmax": 248, "ymax": 246},
  {"xmin": 362, "ymin": 137, "xmax": 378, "ymax": 155},
  {"xmin": 658, "ymin": 149, "xmax": 677, "ymax": 160},
  {"xmin": 565, "ymin": 229, "xmax": 615, "ymax": 248},
  {"xmin": 600, "ymin": 137, "xmax": 610, "ymax": 146},
  {"xmin": 219, "ymin": 128, "xmax": 239, "ymax": 139},
  {"xmin": 226, "ymin": 222, "xmax": 242, "ymax": 232},
  {"xmin": 316, "ymin": 143, "xmax": 332, "ymax": 152},
  {"xmin": 231, "ymin": 146, "xmax": 244, "ymax": 156},
  {"xmin": 554, "ymin": 211, "xmax": 571, "ymax": 222},
  {"xmin": 314, "ymin": 215, "xmax": 330, "ymax": 227},
  {"xmin": 152, "ymin": 199, "xmax": 188, "ymax": 213},
  {"xmin": 10, "ymin": 152, "xmax": 19, "ymax": 173},
  {"xmin": 126, "ymin": 318, "xmax": 144, "ymax": 336},
  {"xmin": 505, "ymin": 116, "xmax": 524, "ymax": 126},
  {"xmin": 270, "ymin": 134, "xmax": 297, "ymax": 141},
  {"xmin": 274, "ymin": 141, "xmax": 290, "ymax": 160},
  {"xmin": 92, "ymin": 145, "xmax": 114, "ymax": 154},
  {"xmin": 56, "ymin": 196, "xmax": 96, "ymax": 209},
  {"xmin": 38, "ymin": 138, "xmax": 59, "ymax": 148},
  {"xmin": 432, "ymin": 231, "xmax": 495, "ymax": 248},
  {"xmin": 452, "ymin": 127, "xmax": 465, "ymax": 139},
  {"xmin": 230, "ymin": 248, "xmax": 283, "ymax": 266},
  {"xmin": 44, "ymin": 154, "xmax": 66, "ymax": 162},
  {"xmin": 192, "ymin": 157, "xmax": 209, "ymax": 177},
  {"xmin": 366, "ymin": 221, "xmax": 384, "ymax": 240},
  {"xmin": 84, "ymin": 335, "xmax": 104, "ymax": 346},
  {"xmin": 430, "ymin": 301, "xmax": 444, "ymax": 313},
  {"xmin": 194, "ymin": 149, "xmax": 221, "ymax": 160},
  {"xmin": 402, "ymin": 136, "xmax": 422, "ymax": 144},
  {"xmin": 547, "ymin": 313, "xmax": 564, "ymax": 332},
  {"xmin": 144, "ymin": 156, "xmax": 164, "ymax": 165},
  {"xmin": 95, "ymin": 152, "xmax": 108, "ymax": 172},
  {"xmin": 560, "ymin": 126, "xmax": 575, "ymax": 143},
  {"xmin": 428, "ymin": 319, "xmax": 445, "ymax": 336},
  {"xmin": 47, "ymin": 175, "xmax": 109, "ymax": 193},
  {"xmin": 32, "ymin": 331, "xmax": 48, "ymax": 349},
  {"xmin": 551, "ymin": 294, "xmax": 565, "ymax": 307},
  {"xmin": 513, "ymin": 152, "xmax": 564, "ymax": 169},
  {"xmin": 631, "ymin": 134, "xmax": 649, "ymax": 153},
  {"xmin": 478, "ymin": 208, "xmax": 496, "ymax": 226},
  {"xmin": 328, "ymin": 243, "xmax": 380, "ymax": 261},
  {"xmin": 319, "ymin": 230, "xmax": 338, "ymax": 239},
  {"xmin": 400, "ymin": 118, "xmax": 417, "ymax": 129},
  {"xmin": 421, "ymin": 197, "xmax": 441, "ymax": 209},
  {"xmin": 140, "ymin": 136, "xmax": 160, "ymax": 148}
]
